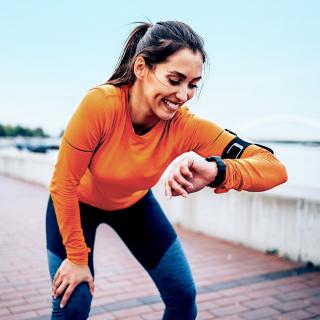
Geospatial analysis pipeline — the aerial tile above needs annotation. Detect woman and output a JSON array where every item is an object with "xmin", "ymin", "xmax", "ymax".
[{"xmin": 47, "ymin": 21, "xmax": 287, "ymax": 319}]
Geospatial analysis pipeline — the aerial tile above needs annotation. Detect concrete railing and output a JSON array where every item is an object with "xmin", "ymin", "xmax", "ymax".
[
  {"xmin": 0, "ymin": 149, "xmax": 56, "ymax": 187},
  {"xmin": 1, "ymin": 148, "xmax": 319, "ymax": 265},
  {"xmin": 153, "ymin": 183, "xmax": 320, "ymax": 265}
]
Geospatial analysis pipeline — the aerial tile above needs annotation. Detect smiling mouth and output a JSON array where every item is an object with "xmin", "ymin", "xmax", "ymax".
[{"xmin": 162, "ymin": 99, "xmax": 180, "ymax": 111}]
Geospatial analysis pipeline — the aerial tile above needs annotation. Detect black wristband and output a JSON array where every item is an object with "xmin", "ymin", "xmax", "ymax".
[{"xmin": 205, "ymin": 156, "xmax": 226, "ymax": 188}]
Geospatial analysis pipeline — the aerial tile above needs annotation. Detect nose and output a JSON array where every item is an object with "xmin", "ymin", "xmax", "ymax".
[{"xmin": 175, "ymin": 86, "xmax": 189, "ymax": 102}]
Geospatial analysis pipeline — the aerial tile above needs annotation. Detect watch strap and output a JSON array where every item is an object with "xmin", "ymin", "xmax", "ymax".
[{"xmin": 205, "ymin": 156, "xmax": 226, "ymax": 188}]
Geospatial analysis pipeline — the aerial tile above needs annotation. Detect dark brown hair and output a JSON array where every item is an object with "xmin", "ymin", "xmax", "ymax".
[{"xmin": 106, "ymin": 21, "xmax": 207, "ymax": 87}]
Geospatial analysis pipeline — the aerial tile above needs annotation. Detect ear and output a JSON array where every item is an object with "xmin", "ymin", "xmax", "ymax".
[{"xmin": 133, "ymin": 56, "xmax": 147, "ymax": 80}]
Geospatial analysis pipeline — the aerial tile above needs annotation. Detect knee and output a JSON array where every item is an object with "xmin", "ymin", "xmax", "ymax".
[
  {"xmin": 52, "ymin": 282, "xmax": 92, "ymax": 320},
  {"xmin": 64, "ymin": 282, "xmax": 92, "ymax": 319}
]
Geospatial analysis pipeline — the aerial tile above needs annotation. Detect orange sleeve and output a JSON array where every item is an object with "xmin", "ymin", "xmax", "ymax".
[
  {"xmin": 50, "ymin": 88, "xmax": 110, "ymax": 265},
  {"xmin": 191, "ymin": 119, "xmax": 288, "ymax": 193},
  {"xmin": 173, "ymin": 108, "xmax": 288, "ymax": 193},
  {"xmin": 214, "ymin": 144, "xmax": 288, "ymax": 193}
]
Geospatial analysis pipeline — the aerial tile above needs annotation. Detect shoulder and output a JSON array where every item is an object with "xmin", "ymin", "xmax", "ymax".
[
  {"xmin": 92, "ymin": 84, "xmax": 123, "ymax": 98},
  {"xmin": 67, "ymin": 84, "xmax": 126, "ymax": 129},
  {"xmin": 88, "ymin": 84, "xmax": 125, "ymax": 105},
  {"xmin": 170, "ymin": 104, "xmax": 226, "ymax": 142},
  {"xmin": 171, "ymin": 105, "xmax": 195, "ymax": 125},
  {"xmin": 171, "ymin": 105, "xmax": 211, "ymax": 132},
  {"xmin": 63, "ymin": 85, "xmax": 126, "ymax": 149},
  {"xmin": 172, "ymin": 105, "xmax": 222, "ymax": 131},
  {"xmin": 77, "ymin": 84, "xmax": 127, "ymax": 116}
]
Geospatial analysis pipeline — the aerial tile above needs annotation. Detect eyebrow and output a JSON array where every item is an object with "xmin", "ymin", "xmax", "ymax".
[{"xmin": 168, "ymin": 71, "xmax": 202, "ymax": 81}]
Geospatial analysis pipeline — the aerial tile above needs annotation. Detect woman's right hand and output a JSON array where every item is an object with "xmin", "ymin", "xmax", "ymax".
[
  {"xmin": 53, "ymin": 258, "xmax": 94, "ymax": 308},
  {"xmin": 165, "ymin": 153, "xmax": 218, "ymax": 198}
]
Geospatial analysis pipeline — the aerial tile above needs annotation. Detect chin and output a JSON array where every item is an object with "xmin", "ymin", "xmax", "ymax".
[
  {"xmin": 159, "ymin": 109, "xmax": 177, "ymax": 121},
  {"xmin": 157, "ymin": 101, "xmax": 180, "ymax": 120}
]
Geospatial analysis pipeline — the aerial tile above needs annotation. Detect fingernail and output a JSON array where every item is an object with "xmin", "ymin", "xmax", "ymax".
[{"xmin": 60, "ymin": 304, "xmax": 64, "ymax": 309}]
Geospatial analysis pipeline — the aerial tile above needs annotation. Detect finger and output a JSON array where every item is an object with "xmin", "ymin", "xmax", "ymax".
[
  {"xmin": 55, "ymin": 280, "xmax": 69, "ymax": 298},
  {"xmin": 60, "ymin": 283, "xmax": 76, "ymax": 309},
  {"xmin": 171, "ymin": 189, "xmax": 180, "ymax": 197},
  {"xmin": 53, "ymin": 276, "xmax": 63, "ymax": 296},
  {"xmin": 179, "ymin": 157, "xmax": 193, "ymax": 176},
  {"xmin": 180, "ymin": 164, "xmax": 193, "ymax": 179},
  {"xmin": 168, "ymin": 178, "xmax": 188, "ymax": 198},
  {"xmin": 164, "ymin": 179, "xmax": 172, "ymax": 200},
  {"xmin": 172, "ymin": 170, "xmax": 193, "ymax": 189},
  {"xmin": 53, "ymin": 269, "xmax": 60, "ymax": 285},
  {"xmin": 89, "ymin": 279, "xmax": 95, "ymax": 296}
]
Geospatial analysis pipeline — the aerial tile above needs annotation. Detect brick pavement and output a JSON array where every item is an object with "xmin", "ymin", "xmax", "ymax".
[{"xmin": 0, "ymin": 174, "xmax": 319, "ymax": 320}]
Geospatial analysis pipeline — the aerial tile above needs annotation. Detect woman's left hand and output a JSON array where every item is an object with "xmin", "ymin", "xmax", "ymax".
[{"xmin": 165, "ymin": 153, "xmax": 218, "ymax": 199}]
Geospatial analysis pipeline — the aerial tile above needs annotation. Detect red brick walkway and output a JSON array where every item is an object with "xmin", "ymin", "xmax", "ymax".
[{"xmin": 0, "ymin": 175, "xmax": 319, "ymax": 320}]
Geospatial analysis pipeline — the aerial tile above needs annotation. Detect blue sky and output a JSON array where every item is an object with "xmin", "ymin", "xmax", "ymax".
[{"xmin": 0, "ymin": 0, "xmax": 319, "ymax": 138}]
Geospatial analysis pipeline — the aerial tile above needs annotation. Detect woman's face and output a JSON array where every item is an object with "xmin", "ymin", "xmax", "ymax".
[{"xmin": 140, "ymin": 48, "xmax": 204, "ymax": 122}]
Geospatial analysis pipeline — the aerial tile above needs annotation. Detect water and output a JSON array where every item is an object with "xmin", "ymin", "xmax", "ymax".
[{"xmin": 268, "ymin": 143, "xmax": 320, "ymax": 189}]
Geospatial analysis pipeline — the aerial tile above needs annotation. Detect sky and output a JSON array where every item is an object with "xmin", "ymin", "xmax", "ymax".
[{"xmin": 0, "ymin": 0, "xmax": 319, "ymax": 139}]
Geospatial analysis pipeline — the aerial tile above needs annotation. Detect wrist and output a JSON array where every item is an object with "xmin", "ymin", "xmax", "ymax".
[
  {"xmin": 206, "ymin": 161, "xmax": 218, "ymax": 184},
  {"xmin": 205, "ymin": 156, "xmax": 226, "ymax": 188}
]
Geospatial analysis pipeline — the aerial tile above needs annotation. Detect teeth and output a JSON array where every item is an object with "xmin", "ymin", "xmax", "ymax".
[{"xmin": 164, "ymin": 99, "xmax": 179, "ymax": 109}]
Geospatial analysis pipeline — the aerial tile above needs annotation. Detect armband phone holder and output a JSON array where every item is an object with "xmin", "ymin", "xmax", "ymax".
[{"xmin": 222, "ymin": 129, "xmax": 274, "ymax": 159}]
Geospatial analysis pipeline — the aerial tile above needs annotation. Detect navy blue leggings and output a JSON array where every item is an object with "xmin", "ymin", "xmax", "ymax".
[{"xmin": 46, "ymin": 190, "xmax": 197, "ymax": 319}]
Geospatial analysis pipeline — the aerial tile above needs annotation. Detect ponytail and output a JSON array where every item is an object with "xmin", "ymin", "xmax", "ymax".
[{"xmin": 106, "ymin": 22, "xmax": 152, "ymax": 87}]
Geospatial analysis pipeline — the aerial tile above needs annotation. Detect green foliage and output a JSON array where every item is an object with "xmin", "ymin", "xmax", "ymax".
[{"xmin": 0, "ymin": 123, "xmax": 49, "ymax": 137}]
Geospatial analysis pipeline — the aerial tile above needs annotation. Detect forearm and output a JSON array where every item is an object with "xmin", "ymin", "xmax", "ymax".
[
  {"xmin": 215, "ymin": 146, "xmax": 288, "ymax": 193},
  {"xmin": 50, "ymin": 140, "xmax": 92, "ymax": 265},
  {"xmin": 50, "ymin": 183, "xmax": 90, "ymax": 265}
]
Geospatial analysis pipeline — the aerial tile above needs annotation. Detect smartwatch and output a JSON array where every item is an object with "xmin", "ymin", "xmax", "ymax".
[{"xmin": 205, "ymin": 156, "xmax": 226, "ymax": 188}]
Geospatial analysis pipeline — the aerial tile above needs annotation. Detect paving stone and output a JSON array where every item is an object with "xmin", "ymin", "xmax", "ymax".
[
  {"xmin": 0, "ymin": 175, "xmax": 320, "ymax": 320},
  {"xmin": 273, "ymin": 299, "xmax": 312, "ymax": 312},
  {"xmin": 210, "ymin": 304, "xmax": 248, "ymax": 317},
  {"xmin": 306, "ymin": 305, "xmax": 320, "ymax": 315},
  {"xmin": 241, "ymin": 296, "xmax": 280, "ymax": 309},
  {"xmin": 273, "ymin": 309, "xmax": 314, "ymax": 320},
  {"xmin": 239, "ymin": 306, "xmax": 281, "ymax": 319}
]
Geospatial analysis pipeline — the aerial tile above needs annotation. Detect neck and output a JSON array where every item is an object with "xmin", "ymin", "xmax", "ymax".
[{"xmin": 128, "ymin": 82, "xmax": 159, "ymax": 131}]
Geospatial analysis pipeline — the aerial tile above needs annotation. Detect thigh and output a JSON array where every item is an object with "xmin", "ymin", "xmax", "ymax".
[
  {"xmin": 45, "ymin": 195, "xmax": 99, "ymax": 277},
  {"xmin": 108, "ymin": 190, "xmax": 177, "ymax": 270}
]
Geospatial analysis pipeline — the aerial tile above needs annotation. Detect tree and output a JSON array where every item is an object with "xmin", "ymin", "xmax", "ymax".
[
  {"xmin": 0, "ymin": 124, "xmax": 6, "ymax": 137},
  {"xmin": 0, "ymin": 123, "xmax": 50, "ymax": 137}
]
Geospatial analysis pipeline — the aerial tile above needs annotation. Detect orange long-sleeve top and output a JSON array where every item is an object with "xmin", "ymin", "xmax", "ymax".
[{"xmin": 50, "ymin": 84, "xmax": 288, "ymax": 265}]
